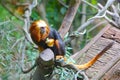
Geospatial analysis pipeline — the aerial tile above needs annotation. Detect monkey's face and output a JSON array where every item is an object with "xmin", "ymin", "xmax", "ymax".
[
  {"xmin": 36, "ymin": 20, "xmax": 48, "ymax": 34},
  {"xmin": 29, "ymin": 20, "xmax": 50, "ymax": 42}
]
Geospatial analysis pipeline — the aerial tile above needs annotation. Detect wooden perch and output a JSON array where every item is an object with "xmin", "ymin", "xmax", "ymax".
[
  {"xmin": 33, "ymin": 48, "xmax": 55, "ymax": 80},
  {"xmin": 21, "ymin": 49, "xmax": 55, "ymax": 80},
  {"xmin": 22, "ymin": 48, "xmax": 89, "ymax": 80}
]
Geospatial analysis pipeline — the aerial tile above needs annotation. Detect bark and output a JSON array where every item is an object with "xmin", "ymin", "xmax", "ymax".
[
  {"xmin": 33, "ymin": 49, "xmax": 55, "ymax": 80},
  {"xmin": 59, "ymin": 0, "xmax": 81, "ymax": 39}
]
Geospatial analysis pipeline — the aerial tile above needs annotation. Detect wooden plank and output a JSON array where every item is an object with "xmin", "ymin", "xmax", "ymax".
[
  {"xmin": 84, "ymin": 27, "xmax": 120, "ymax": 79},
  {"xmin": 84, "ymin": 34, "xmax": 120, "ymax": 80},
  {"xmin": 70, "ymin": 24, "xmax": 120, "ymax": 80},
  {"xmin": 102, "ymin": 27, "xmax": 120, "ymax": 43},
  {"xmin": 101, "ymin": 60, "xmax": 120, "ymax": 80},
  {"xmin": 71, "ymin": 24, "xmax": 111, "ymax": 62},
  {"xmin": 92, "ymin": 52, "xmax": 120, "ymax": 80},
  {"xmin": 84, "ymin": 37, "xmax": 120, "ymax": 79}
]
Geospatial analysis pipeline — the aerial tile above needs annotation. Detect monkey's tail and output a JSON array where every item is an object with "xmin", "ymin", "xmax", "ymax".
[{"xmin": 75, "ymin": 42, "xmax": 114, "ymax": 69}]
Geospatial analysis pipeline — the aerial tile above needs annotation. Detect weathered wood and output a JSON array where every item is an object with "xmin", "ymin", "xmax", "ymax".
[
  {"xmin": 70, "ymin": 25, "xmax": 120, "ymax": 80},
  {"xmin": 33, "ymin": 48, "xmax": 54, "ymax": 80},
  {"xmin": 92, "ymin": 47, "xmax": 120, "ymax": 80},
  {"xmin": 101, "ymin": 60, "xmax": 120, "ymax": 80},
  {"xmin": 71, "ymin": 24, "xmax": 110, "ymax": 62},
  {"xmin": 102, "ymin": 27, "xmax": 120, "ymax": 43},
  {"xmin": 84, "ymin": 31, "xmax": 120, "ymax": 80}
]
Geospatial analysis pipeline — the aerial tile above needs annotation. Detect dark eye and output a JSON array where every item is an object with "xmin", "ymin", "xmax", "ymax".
[{"xmin": 41, "ymin": 27, "xmax": 45, "ymax": 29}]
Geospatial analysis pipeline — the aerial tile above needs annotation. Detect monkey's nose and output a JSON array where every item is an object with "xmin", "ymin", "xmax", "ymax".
[{"xmin": 40, "ymin": 27, "xmax": 45, "ymax": 34}]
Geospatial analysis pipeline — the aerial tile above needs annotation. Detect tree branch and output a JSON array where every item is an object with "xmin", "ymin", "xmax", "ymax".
[
  {"xmin": 23, "ymin": 0, "xmax": 37, "ymax": 45},
  {"xmin": 58, "ymin": 0, "xmax": 81, "ymax": 39}
]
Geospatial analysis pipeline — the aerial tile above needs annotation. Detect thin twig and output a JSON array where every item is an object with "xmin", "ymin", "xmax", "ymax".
[
  {"xmin": 88, "ymin": 21, "xmax": 107, "ymax": 33},
  {"xmin": 89, "ymin": 0, "xmax": 115, "ymax": 20},
  {"xmin": 80, "ymin": 20, "xmax": 94, "ymax": 32},
  {"xmin": 104, "ymin": 16, "xmax": 118, "ymax": 27},
  {"xmin": 21, "ymin": 38, "xmax": 26, "ymax": 68},
  {"xmin": 57, "ymin": 0, "xmax": 69, "ymax": 8},
  {"xmin": 97, "ymin": 3, "xmax": 114, "ymax": 16},
  {"xmin": 81, "ymin": 2, "xmax": 87, "ymax": 25},
  {"xmin": 11, "ymin": 37, "xmax": 24, "ymax": 49},
  {"xmin": 97, "ymin": 3, "xmax": 120, "ymax": 28},
  {"xmin": 82, "ymin": 0, "xmax": 98, "ymax": 10},
  {"xmin": 111, "ymin": 5, "xmax": 119, "ymax": 16},
  {"xmin": 0, "ymin": 20, "xmax": 10, "ymax": 26},
  {"xmin": 74, "ymin": 70, "xmax": 89, "ymax": 80}
]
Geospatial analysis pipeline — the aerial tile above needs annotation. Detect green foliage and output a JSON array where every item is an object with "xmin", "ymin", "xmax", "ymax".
[
  {"xmin": 91, "ymin": 0, "xmax": 97, "ymax": 5},
  {"xmin": 0, "ymin": 5, "xmax": 37, "ymax": 80},
  {"xmin": 0, "ymin": 5, "xmax": 12, "ymax": 20},
  {"xmin": 0, "ymin": 20, "xmax": 22, "ymax": 79},
  {"xmin": 60, "ymin": 7, "xmax": 67, "ymax": 15},
  {"xmin": 46, "ymin": 0, "xmax": 67, "ymax": 29},
  {"xmin": 31, "ymin": 10, "xmax": 41, "ymax": 20},
  {"xmin": 51, "ymin": 66, "xmax": 84, "ymax": 80},
  {"xmin": 0, "ymin": 18, "xmax": 38, "ymax": 79}
]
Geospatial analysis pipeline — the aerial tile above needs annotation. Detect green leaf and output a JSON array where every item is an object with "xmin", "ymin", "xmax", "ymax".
[
  {"xmin": 60, "ymin": 7, "xmax": 67, "ymax": 15},
  {"xmin": 91, "ymin": 0, "xmax": 97, "ymax": 5}
]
